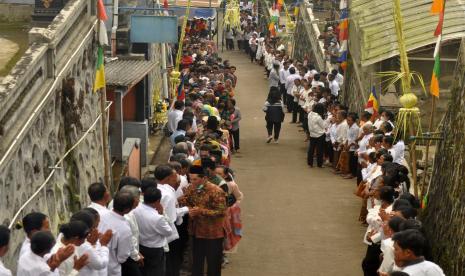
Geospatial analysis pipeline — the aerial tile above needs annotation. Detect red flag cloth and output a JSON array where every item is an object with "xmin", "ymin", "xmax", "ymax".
[
  {"xmin": 97, "ymin": 0, "xmax": 107, "ymax": 21},
  {"xmin": 434, "ymin": 11, "xmax": 444, "ymax": 37},
  {"xmin": 163, "ymin": 0, "xmax": 168, "ymax": 9}
]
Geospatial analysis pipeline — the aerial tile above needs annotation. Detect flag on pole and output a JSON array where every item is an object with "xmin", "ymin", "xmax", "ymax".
[
  {"xmin": 338, "ymin": 51, "xmax": 348, "ymax": 71},
  {"xmin": 430, "ymin": 0, "xmax": 444, "ymax": 14},
  {"xmin": 268, "ymin": 22, "xmax": 276, "ymax": 37},
  {"xmin": 276, "ymin": 0, "xmax": 283, "ymax": 11},
  {"xmin": 429, "ymin": 0, "xmax": 445, "ymax": 97},
  {"xmin": 365, "ymin": 86, "xmax": 379, "ymax": 115},
  {"xmin": 338, "ymin": 9, "xmax": 349, "ymax": 41},
  {"xmin": 93, "ymin": 0, "xmax": 107, "ymax": 92},
  {"xmin": 431, "ymin": 0, "xmax": 445, "ymax": 36},
  {"xmin": 93, "ymin": 46, "xmax": 106, "ymax": 92},
  {"xmin": 97, "ymin": 0, "xmax": 107, "ymax": 21},
  {"xmin": 430, "ymin": 36, "xmax": 441, "ymax": 97}
]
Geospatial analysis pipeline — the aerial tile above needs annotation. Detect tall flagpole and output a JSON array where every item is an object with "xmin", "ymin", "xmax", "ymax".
[{"xmin": 100, "ymin": 86, "xmax": 111, "ymax": 190}]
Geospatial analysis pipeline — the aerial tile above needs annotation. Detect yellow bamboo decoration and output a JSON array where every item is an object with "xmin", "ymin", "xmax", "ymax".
[
  {"xmin": 391, "ymin": 0, "xmax": 422, "ymax": 197},
  {"xmin": 170, "ymin": 0, "xmax": 192, "ymax": 99}
]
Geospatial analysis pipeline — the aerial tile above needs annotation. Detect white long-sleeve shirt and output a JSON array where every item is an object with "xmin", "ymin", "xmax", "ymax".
[
  {"xmin": 379, "ymin": 238, "xmax": 396, "ymax": 274},
  {"xmin": 308, "ymin": 112, "xmax": 327, "ymax": 138},
  {"xmin": 124, "ymin": 211, "xmax": 141, "ymax": 262},
  {"xmin": 17, "ymin": 251, "xmax": 71, "ymax": 276},
  {"xmin": 347, "ymin": 123, "xmax": 360, "ymax": 151},
  {"xmin": 132, "ymin": 204, "xmax": 173, "ymax": 248},
  {"xmin": 167, "ymin": 109, "xmax": 184, "ymax": 133},
  {"xmin": 158, "ymin": 184, "xmax": 189, "ymax": 243},
  {"xmin": 0, "ymin": 260, "xmax": 11, "ymax": 276},
  {"xmin": 363, "ymin": 204, "xmax": 392, "ymax": 245},
  {"xmin": 99, "ymin": 211, "xmax": 133, "ymax": 276},
  {"xmin": 279, "ymin": 68, "xmax": 290, "ymax": 84},
  {"xmin": 19, "ymin": 237, "xmax": 31, "ymax": 258},
  {"xmin": 285, "ymin": 74, "xmax": 301, "ymax": 95},
  {"xmin": 402, "ymin": 260, "xmax": 445, "ymax": 276},
  {"xmin": 51, "ymin": 235, "xmax": 109, "ymax": 276},
  {"xmin": 336, "ymin": 120, "xmax": 349, "ymax": 145}
]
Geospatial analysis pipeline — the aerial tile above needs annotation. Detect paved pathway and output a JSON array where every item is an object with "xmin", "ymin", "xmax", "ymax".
[{"xmin": 221, "ymin": 50, "xmax": 366, "ymax": 276}]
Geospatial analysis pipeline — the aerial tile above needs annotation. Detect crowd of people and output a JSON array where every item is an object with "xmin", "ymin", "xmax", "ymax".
[
  {"xmin": 0, "ymin": 15, "xmax": 243, "ymax": 276},
  {"xmin": 0, "ymin": 2, "xmax": 448, "ymax": 276},
  {"xmin": 228, "ymin": 3, "xmax": 444, "ymax": 275}
]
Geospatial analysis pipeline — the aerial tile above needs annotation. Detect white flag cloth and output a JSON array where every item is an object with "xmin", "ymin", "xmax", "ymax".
[
  {"xmin": 98, "ymin": 20, "xmax": 108, "ymax": 46},
  {"xmin": 339, "ymin": 0, "xmax": 347, "ymax": 9}
]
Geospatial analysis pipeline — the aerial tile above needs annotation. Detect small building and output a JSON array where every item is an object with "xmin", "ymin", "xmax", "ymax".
[{"xmin": 105, "ymin": 58, "xmax": 158, "ymax": 168}]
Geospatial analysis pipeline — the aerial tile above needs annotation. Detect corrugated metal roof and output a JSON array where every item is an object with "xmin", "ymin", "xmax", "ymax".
[
  {"xmin": 105, "ymin": 59, "xmax": 157, "ymax": 88},
  {"xmin": 350, "ymin": 0, "xmax": 465, "ymax": 66}
]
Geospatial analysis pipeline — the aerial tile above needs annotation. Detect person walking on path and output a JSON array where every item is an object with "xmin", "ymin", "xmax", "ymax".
[
  {"xmin": 263, "ymin": 87, "xmax": 285, "ymax": 144},
  {"xmin": 268, "ymin": 62, "xmax": 280, "ymax": 92},
  {"xmin": 307, "ymin": 103, "xmax": 328, "ymax": 167}
]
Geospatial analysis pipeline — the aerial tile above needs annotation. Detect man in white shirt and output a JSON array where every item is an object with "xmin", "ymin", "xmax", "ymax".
[
  {"xmin": 87, "ymin": 182, "xmax": 111, "ymax": 232},
  {"xmin": 155, "ymin": 164, "xmax": 189, "ymax": 276},
  {"xmin": 285, "ymin": 67, "xmax": 301, "ymax": 113},
  {"xmin": 344, "ymin": 113, "xmax": 360, "ymax": 179},
  {"xmin": 133, "ymin": 187, "xmax": 173, "ymax": 276},
  {"xmin": 167, "ymin": 101, "xmax": 185, "ymax": 135},
  {"xmin": 119, "ymin": 185, "xmax": 144, "ymax": 276},
  {"xmin": 279, "ymin": 61, "xmax": 290, "ymax": 102},
  {"xmin": 0, "ymin": 226, "xmax": 12, "ymax": 276},
  {"xmin": 99, "ymin": 192, "xmax": 135, "ymax": 276},
  {"xmin": 331, "ymin": 69, "xmax": 344, "ymax": 87},
  {"xmin": 392, "ymin": 229, "xmax": 445, "ymax": 276},
  {"xmin": 334, "ymin": 110, "xmax": 349, "ymax": 170},
  {"xmin": 328, "ymin": 73, "xmax": 340, "ymax": 98},
  {"xmin": 18, "ymin": 231, "xmax": 88, "ymax": 276}
]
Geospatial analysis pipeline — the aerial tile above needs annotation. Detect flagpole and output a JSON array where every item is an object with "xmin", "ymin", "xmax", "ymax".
[
  {"xmin": 100, "ymin": 86, "xmax": 112, "ymax": 190},
  {"xmin": 422, "ymin": 0, "xmax": 445, "ymax": 200},
  {"xmin": 96, "ymin": 0, "xmax": 112, "ymax": 190},
  {"xmin": 421, "ymin": 96, "xmax": 435, "ymax": 198}
]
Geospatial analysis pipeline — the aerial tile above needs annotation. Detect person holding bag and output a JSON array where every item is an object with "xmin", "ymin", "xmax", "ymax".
[{"xmin": 263, "ymin": 87, "xmax": 285, "ymax": 144}]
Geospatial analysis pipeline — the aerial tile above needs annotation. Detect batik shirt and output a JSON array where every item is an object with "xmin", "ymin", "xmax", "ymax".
[{"xmin": 179, "ymin": 182, "xmax": 227, "ymax": 239}]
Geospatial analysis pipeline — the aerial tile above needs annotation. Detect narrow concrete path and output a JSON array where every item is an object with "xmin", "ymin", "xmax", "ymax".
[{"xmin": 221, "ymin": 50, "xmax": 366, "ymax": 276}]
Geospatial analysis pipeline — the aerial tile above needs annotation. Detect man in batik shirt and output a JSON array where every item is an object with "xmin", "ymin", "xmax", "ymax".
[{"xmin": 179, "ymin": 165, "xmax": 226, "ymax": 276}]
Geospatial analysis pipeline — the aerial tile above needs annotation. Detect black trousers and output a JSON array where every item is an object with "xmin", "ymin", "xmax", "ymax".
[
  {"xmin": 226, "ymin": 38, "xmax": 234, "ymax": 50},
  {"xmin": 122, "ymin": 257, "xmax": 142, "ymax": 276},
  {"xmin": 361, "ymin": 243, "xmax": 381, "ymax": 276},
  {"xmin": 308, "ymin": 134, "xmax": 326, "ymax": 167},
  {"xmin": 192, "ymin": 237, "xmax": 224, "ymax": 276},
  {"xmin": 286, "ymin": 94, "xmax": 294, "ymax": 112},
  {"xmin": 325, "ymin": 141, "xmax": 334, "ymax": 163},
  {"xmin": 291, "ymin": 102, "xmax": 300, "ymax": 123},
  {"xmin": 266, "ymin": 121, "xmax": 282, "ymax": 140},
  {"xmin": 166, "ymin": 239, "xmax": 182, "ymax": 276},
  {"xmin": 279, "ymin": 84, "xmax": 286, "ymax": 102},
  {"xmin": 231, "ymin": 128, "xmax": 240, "ymax": 150},
  {"xmin": 349, "ymin": 151, "xmax": 358, "ymax": 177},
  {"xmin": 250, "ymin": 50, "xmax": 257, "ymax": 62},
  {"xmin": 301, "ymin": 111, "xmax": 309, "ymax": 134},
  {"xmin": 139, "ymin": 245, "xmax": 165, "ymax": 276}
]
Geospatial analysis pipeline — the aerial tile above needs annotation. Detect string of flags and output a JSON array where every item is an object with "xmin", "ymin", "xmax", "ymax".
[
  {"xmin": 93, "ymin": 0, "xmax": 108, "ymax": 93},
  {"xmin": 337, "ymin": 5, "xmax": 349, "ymax": 71}
]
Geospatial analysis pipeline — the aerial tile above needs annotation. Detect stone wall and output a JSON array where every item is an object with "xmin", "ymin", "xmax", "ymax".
[
  {"xmin": 293, "ymin": 4, "xmax": 331, "ymax": 72},
  {"xmin": 422, "ymin": 38, "xmax": 465, "ymax": 276},
  {"xmin": 0, "ymin": 0, "xmax": 105, "ymax": 269},
  {"xmin": 0, "ymin": 3, "xmax": 33, "ymax": 22}
]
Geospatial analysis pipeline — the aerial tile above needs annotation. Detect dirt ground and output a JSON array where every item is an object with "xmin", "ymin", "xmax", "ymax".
[{"xmin": 219, "ymin": 50, "xmax": 366, "ymax": 276}]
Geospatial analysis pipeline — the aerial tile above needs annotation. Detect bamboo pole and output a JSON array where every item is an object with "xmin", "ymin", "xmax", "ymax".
[
  {"xmin": 100, "ymin": 88, "xmax": 111, "ymax": 191},
  {"xmin": 421, "ymin": 97, "xmax": 436, "ymax": 198}
]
